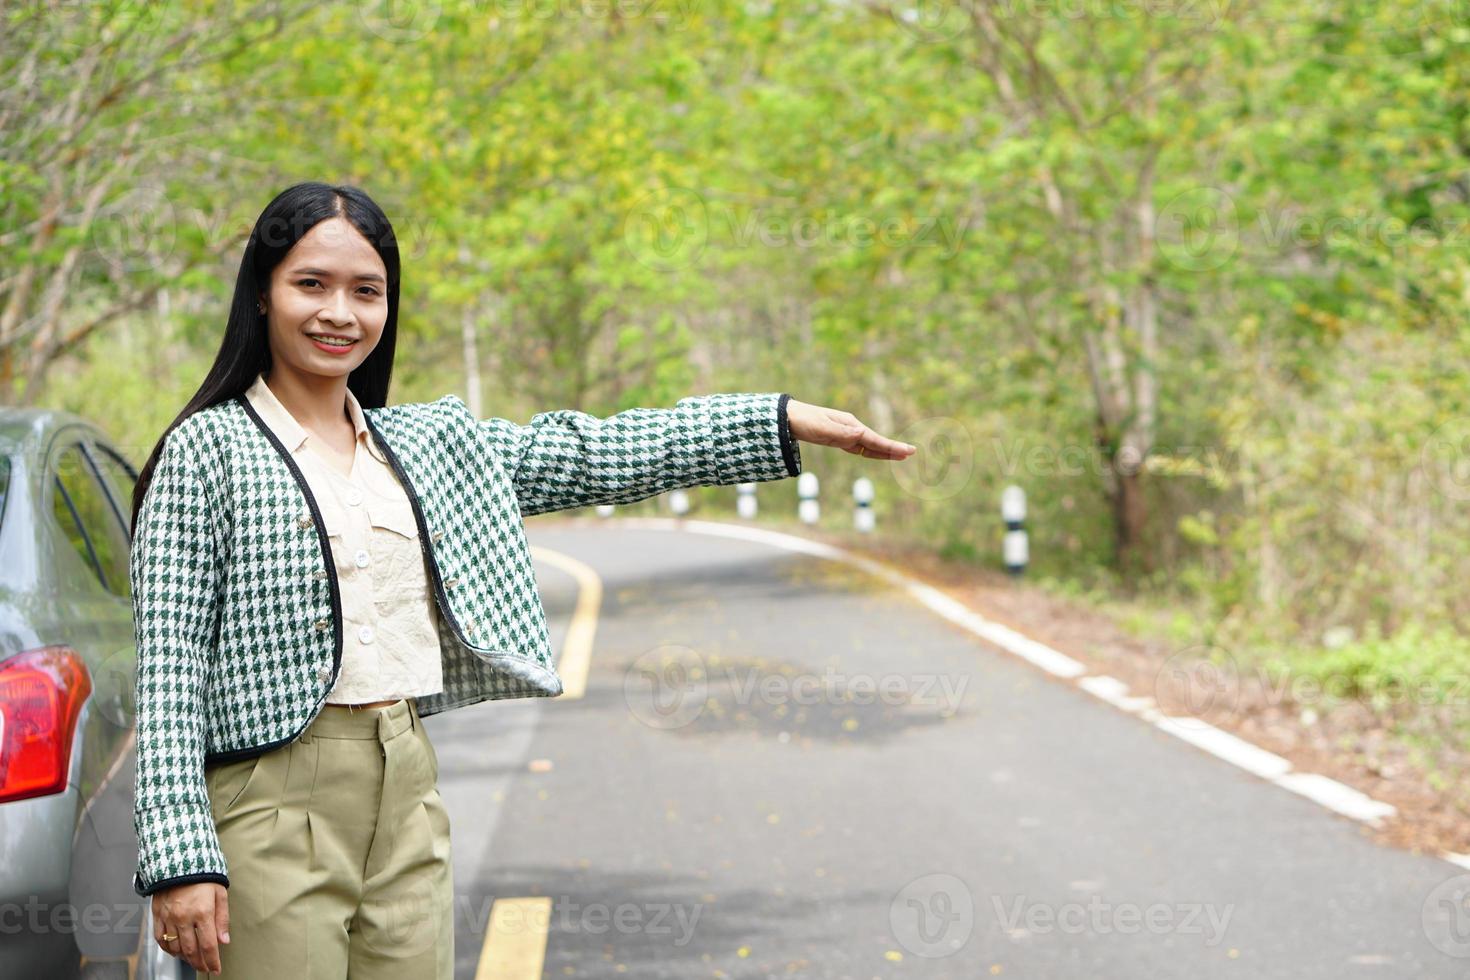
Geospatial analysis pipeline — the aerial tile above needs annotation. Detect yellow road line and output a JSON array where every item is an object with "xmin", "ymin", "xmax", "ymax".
[
  {"xmin": 529, "ymin": 545, "xmax": 601, "ymax": 700},
  {"xmin": 470, "ymin": 550, "xmax": 592, "ymax": 976},
  {"xmin": 475, "ymin": 896, "xmax": 554, "ymax": 980}
]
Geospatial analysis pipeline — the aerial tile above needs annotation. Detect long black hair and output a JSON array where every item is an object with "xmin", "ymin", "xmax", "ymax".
[{"xmin": 129, "ymin": 181, "xmax": 402, "ymax": 528}]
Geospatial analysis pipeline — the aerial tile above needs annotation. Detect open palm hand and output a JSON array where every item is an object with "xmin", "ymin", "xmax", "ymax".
[{"xmin": 786, "ymin": 398, "xmax": 916, "ymax": 461}]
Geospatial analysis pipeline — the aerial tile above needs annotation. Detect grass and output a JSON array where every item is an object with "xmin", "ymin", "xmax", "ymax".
[{"xmin": 1266, "ymin": 621, "xmax": 1470, "ymax": 710}]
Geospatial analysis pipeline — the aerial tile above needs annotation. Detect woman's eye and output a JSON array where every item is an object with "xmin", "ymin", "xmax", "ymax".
[{"xmin": 296, "ymin": 278, "xmax": 378, "ymax": 297}]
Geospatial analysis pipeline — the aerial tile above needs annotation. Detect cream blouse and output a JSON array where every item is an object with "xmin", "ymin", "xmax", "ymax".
[{"xmin": 244, "ymin": 371, "xmax": 443, "ymax": 705}]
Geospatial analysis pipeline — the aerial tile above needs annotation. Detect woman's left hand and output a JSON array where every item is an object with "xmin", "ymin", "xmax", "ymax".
[{"xmin": 786, "ymin": 398, "xmax": 916, "ymax": 461}]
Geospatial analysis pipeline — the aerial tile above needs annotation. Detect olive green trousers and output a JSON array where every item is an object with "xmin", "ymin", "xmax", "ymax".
[{"xmin": 200, "ymin": 697, "xmax": 453, "ymax": 979}]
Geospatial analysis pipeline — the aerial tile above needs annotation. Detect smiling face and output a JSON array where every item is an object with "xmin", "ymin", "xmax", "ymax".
[{"xmin": 259, "ymin": 216, "xmax": 389, "ymax": 378}]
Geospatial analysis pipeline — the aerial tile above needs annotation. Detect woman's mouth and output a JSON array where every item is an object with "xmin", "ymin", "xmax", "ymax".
[{"xmin": 307, "ymin": 333, "xmax": 358, "ymax": 354}]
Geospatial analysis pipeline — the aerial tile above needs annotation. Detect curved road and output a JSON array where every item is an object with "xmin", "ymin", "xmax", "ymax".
[{"xmin": 422, "ymin": 521, "xmax": 1467, "ymax": 979}]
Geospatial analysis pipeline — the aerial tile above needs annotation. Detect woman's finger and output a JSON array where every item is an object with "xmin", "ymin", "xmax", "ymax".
[
  {"xmin": 157, "ymin": 918, "xmax": 182, "ymax": 955},
  {"xmin": 216, "ymin": 886, "xmax": 231, "ymax": 948},
  {"xmin": 845, "ymin": 424, "xmax": 916, "ymax": 460},
  {"xmin": 197, "ymin": 914, "xmax": 224, "ymax": 974},
  {"xmin": 177, "ymin": 920, "xmax": 201, "ymax": 970}
]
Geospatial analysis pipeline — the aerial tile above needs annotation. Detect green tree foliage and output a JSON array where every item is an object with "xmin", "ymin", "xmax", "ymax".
[{"xmin": 7, "ymin": 0, "xmax": 1468, "ymax": 657}]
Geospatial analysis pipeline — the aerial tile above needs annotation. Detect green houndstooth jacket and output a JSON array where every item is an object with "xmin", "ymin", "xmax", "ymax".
[{"xmin": 131, "ymin": 389, "xmax": 801, "ymax": 897}]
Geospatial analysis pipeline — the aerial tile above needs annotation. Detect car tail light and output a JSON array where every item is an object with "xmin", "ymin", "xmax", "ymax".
[{"xmin": 0, "ymin": 646, "xmax": 92, "ymax": 804}]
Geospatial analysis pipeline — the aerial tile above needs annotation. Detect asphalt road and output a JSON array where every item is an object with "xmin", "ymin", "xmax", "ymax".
[{"xmin": 423, "ymin": 521, "xmax": 1468, "ymax": 980}]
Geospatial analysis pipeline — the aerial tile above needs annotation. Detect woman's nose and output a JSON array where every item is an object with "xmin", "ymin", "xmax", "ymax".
[{"xmin": 321, "ymin": 290, "xmax": 356, "ymax": 324}]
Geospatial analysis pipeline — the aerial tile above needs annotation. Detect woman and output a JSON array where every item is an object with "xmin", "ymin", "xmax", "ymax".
[{"xmin": 128, "ymin": 181, "xmax": 915, "ymax": 978}]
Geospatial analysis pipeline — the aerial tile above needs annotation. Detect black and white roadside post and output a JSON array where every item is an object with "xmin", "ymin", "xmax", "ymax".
[
  {"xmin": 1002, "ymin": 484, "xmax": 1028, "ymax": 577},
  {"xmin": 737, "ymin": 482, "xmax": 757, "ymax": 520},
  {"xmin": 798, "ymin": 471, "xmax": 820, "ymax": 525},
  {"xmin": 853, "ymin": 476, "xmax": 874, "ymax": 533}
]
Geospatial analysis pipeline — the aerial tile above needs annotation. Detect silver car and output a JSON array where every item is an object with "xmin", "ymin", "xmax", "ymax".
[{"xmin": 0, "ymin": 408, "xmax": 190, "ymax": 979}]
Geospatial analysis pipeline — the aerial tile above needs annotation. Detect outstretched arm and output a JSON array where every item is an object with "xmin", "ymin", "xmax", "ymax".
[
  {"xmin": 458, "ymin": 391, "xmax": 915, "ymax": 518},
  {"xmin": 460, "ymin": 391, "xmax": 801, "ymax": 517}
]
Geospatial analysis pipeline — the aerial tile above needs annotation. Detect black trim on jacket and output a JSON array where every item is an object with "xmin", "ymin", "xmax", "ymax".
[
  {"xmin": 777, "ymin": 393, "xmax": 799, "ymax": 478},
  {"xmin": 136, "ymin": 870, "xmax": 230, "ymax": 897}
]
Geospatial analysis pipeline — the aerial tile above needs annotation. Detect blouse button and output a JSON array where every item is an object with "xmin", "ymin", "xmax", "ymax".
[
  {"xmin": 358, "ymin": 625, "xmax": 375, "ymax": 644},
  {"xmin": 354, "ymin": 549, "xmax": 370, "ymax": 568},
  {"xmin": 346, "ymin": 488, "xmax": 363, "ymax": 506}
]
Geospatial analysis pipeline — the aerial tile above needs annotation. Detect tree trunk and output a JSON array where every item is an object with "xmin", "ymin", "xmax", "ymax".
[{"xmin": 1111, "ymin": 464, "xmax": 1149, "ymax": 580}]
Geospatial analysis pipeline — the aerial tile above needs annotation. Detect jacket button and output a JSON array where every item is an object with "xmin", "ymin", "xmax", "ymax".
[
  {"xmin": 444, "ymin": 577, "xmax": 460, "ymax": 589},
  {"xmin": 313, "ymin": 569, "xmax": 328, "ymax": 580},
  {"xmin": 432, "ymin": 530, "xmax": 444, "ymax": 543},
  {"xmin": 317, "ymin": 665, "xmax": 332, "ymax": 683},
  {"xmin": 297, "ymin": 514, "xmax": 313, "ymax": 529},
  {"xmin": 314, "ymin": 618, "xmax": 329, "ymax": 632}
]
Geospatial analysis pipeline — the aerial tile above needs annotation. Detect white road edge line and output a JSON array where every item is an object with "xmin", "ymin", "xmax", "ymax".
[{"xmin": 605, "ymin": 516, "xmax": 1463, "ymax": 871}]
